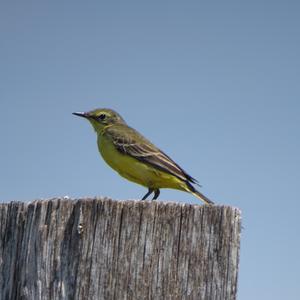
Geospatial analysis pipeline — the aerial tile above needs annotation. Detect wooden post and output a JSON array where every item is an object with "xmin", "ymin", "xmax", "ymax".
[{"xmin": 0, "ymin": 198, "xmax": 241, "ymax": 300}]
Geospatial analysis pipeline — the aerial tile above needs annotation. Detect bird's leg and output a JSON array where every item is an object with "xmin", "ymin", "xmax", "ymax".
[
  {"xmin": 142, "ymin": 188, "xmax": 153, "ymax": 200},
  {"xmin": 152, "ymin": 189, "xmax": 160, "ymax": 200}
]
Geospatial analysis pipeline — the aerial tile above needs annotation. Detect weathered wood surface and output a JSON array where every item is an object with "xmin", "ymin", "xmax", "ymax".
[{"xmin": 0, "ymin": 198, "xmax": 241, "ymax": 300}]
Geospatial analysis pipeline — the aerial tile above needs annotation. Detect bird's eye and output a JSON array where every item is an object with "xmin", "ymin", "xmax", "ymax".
[{"xmin": 98, "ymin": 114, "xmax": 106, "ymax": 121}]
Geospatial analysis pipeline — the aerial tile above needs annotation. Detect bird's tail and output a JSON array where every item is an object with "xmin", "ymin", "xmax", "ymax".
[{"xmin": 186, "ymin": 182, "xmax": 214, "ymax": 205}]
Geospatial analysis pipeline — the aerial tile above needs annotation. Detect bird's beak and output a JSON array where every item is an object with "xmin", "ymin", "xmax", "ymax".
[{"xmin": 72, "ymin": 112, "xmax": 89, "ymax": 118}]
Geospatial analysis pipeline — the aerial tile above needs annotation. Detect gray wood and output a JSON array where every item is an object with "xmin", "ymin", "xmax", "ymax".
[{"xmin": 0, "ymin": 198, "xmax": 241, "ymax": 300}]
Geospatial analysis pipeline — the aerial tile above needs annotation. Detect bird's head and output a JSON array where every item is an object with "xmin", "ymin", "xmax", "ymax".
[{"xmin": 73, "ymin": 108, "xmax": 126, "ymax": 132}]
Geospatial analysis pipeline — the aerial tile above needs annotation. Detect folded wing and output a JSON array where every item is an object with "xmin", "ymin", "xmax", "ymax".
[{"xmin": 107, "ymin": 125, "xmax": 200, "ymax": 185}]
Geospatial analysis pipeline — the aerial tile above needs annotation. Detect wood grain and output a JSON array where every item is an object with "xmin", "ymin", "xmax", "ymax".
[{"xmin": 0, "ymin": 198, "xmax": 241, "ymax": 300}]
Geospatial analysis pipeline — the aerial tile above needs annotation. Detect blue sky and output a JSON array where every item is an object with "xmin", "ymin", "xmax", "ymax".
[{"xmin": 1, "ymin": 1, "xmax": 299, "ymax": 299}]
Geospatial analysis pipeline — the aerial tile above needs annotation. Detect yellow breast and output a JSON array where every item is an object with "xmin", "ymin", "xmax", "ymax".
[{"xmin": 97, "ymin": 134, "xmax": 184, "ymax": 190}]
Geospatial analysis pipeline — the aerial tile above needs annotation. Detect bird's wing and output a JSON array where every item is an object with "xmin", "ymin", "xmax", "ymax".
[{"xmin": 106, "ymin": 125, "xmax": 199, "ymax": 185}]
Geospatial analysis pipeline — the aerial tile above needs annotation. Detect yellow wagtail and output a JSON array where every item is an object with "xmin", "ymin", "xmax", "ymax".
[{"xmin": 73, "ymin": 108, "xmax": 214, "ymax": 205}]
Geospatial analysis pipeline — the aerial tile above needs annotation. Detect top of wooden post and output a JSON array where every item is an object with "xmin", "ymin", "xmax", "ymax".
[{"xmin": 0, "ymin": 197, "xmax": 241, "ymax": 300}]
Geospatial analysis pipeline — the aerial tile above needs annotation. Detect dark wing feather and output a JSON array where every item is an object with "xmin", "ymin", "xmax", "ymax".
[{"xmin": 106, "ymin": 125, "xmax": 200, "ymax": 185}]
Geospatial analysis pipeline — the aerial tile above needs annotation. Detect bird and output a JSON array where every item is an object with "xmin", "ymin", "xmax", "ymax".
[{"xmin": 73, "ymin": 108, "xmax": 214, "ymax": 205}]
